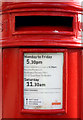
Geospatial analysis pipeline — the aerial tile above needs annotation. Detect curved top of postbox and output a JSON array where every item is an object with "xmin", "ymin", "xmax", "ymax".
[
  {"xmin": 1, "ymin": 0, "xmax": 83, "ymax": 13},
  {"xmin": 1, "ymin": 0, "xmax": 83, "ymax": 48}
]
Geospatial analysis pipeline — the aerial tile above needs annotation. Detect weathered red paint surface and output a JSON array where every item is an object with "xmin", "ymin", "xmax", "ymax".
[{"xmin": 1, "ymin": 1, "xmax": 83, "ymax": 119}]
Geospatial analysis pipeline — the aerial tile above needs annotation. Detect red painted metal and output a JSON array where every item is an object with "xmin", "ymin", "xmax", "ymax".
[
  {"xmin": 2, "ymin": 2, "xmax": 82, "ymax": 13},
  {"xmin": 19, "ymin": 48, "xmax": 67, "ymax": 115},
  {"xmin": 0, "ymin": 2, "xmax": 82, "ymax": 47},
  {"xmin": 2, "ymin": 48, "xmax": 82, "ymax": 118},
  {"xmin": 1, "ymin": 1, "xmax": 83, "ymax": 119},
  {"xmin": 0, "ymin": 49, "xmax": 2, "ymax": 120},
  {"xmin": 81, "ymin": 50, "xmax": 83, "ymax": 120}
]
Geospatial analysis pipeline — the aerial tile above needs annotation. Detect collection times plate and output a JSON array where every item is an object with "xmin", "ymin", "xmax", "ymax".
[{"xmin": 24, "ymin": 53, "xmax": 63, "ymax": 109}]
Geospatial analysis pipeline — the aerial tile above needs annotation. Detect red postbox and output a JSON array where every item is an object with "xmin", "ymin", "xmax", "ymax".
[{"xmin": 0, "ymin": 1, "xmax": 83, "ymax": 119}]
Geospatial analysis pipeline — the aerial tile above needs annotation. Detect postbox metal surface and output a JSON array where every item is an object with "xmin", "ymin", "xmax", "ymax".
[
  {"xmin": 0, "ymin": 1, "xmax": 83, "ymax": 119},
  {"xmin": 19, "ymin": 48, "xmax": 67, "ymax": 114}
]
